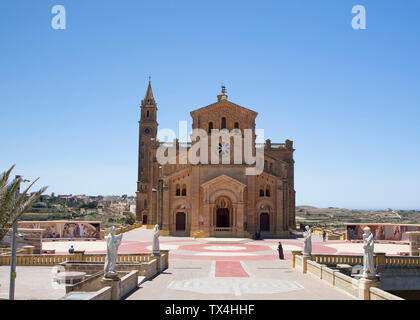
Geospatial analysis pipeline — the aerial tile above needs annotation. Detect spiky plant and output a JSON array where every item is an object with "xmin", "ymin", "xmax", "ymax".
[{"xmin": 0, "ymin": 165, "xmax": 48, "ymax": 242}]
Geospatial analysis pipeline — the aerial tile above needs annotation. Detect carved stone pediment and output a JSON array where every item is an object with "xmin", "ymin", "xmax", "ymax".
[{"xmin": 201, "ymin": 174, "xmax": 246, "ymax": 203}]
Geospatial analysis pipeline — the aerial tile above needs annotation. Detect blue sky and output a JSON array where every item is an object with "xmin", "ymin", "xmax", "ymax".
[{"xmin": 1, "ymin": 1, "xmax": 419, "ymax": 209}]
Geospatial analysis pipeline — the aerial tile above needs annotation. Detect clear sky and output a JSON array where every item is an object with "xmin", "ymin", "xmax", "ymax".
[{"xmin": 1, "ymin": 1, "xmax": 419, "ymax": 209}]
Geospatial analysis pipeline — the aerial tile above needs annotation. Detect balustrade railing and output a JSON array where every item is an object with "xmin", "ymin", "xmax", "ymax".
[
  {"xmin": 214, "ymin": 227, "xmax": 233, "ymax": 232},
  {"xmin": 293, "ymin": 251, "xmax": 420, "ymax": 268},
  {"xmin": 384, "ymin": 255, "xmax": 420, "ymax": 266},
  {"xmin": 0, "ymin": 252, "xmax": 154, "ymax": 266},
  {"xmin": 312, "ymin": 254, "xmax": 363, "ymax": 265}
]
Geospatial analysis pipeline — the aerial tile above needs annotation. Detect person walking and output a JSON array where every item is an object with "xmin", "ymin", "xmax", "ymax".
[
  {"xmin": 277, "ymin": 241, "xmax": 284, "ymax": 260},
  {"xmin": 322, "ymin": 230, "xmax": 327, "ymax": 242}
]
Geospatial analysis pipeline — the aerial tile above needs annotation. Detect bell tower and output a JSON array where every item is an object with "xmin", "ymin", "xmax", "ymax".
[{"xmin": 136, "ymin": 79, "xmax": 158, "ymax": 223}]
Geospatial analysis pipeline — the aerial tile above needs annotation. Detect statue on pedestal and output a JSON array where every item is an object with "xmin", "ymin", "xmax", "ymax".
[
  {"xmin": 152, "ymin": 224, "xmax": 160, "ymax": 256},
  {"xmin": 362, "ymin": 227, "xmax": 375, "ymax": 278},
  {"xmin": 104, "ymin": 226, "xmax": 123, "ymax": 278},
  {"xmin": 303, "ymin": 225, "xmax": 312, "ymax": 256}
]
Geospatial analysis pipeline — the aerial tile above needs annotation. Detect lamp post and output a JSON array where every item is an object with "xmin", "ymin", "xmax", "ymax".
[{"xmin": 9, "ymin": 175, "xmax": 30, "ymax": 300}]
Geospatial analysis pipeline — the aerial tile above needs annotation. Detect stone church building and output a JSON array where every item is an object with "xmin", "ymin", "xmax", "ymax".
[{"xmin": 136, "ymin": 81, "xmax": 296, "ymax": 237}]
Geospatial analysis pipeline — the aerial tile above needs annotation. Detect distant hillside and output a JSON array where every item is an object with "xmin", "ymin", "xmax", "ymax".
[{"xmin": 296, "ymin": 206, "xmax": 420, "ymax": 233}]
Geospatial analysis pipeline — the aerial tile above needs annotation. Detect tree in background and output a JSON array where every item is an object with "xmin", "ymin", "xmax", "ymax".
[
  {"xmin": 125, "ymin": 213, "xmax": 136, "ymax": 226},
  {"xmin": 0, "ymin": 165, "xmax": 48, "ymax": 242}
]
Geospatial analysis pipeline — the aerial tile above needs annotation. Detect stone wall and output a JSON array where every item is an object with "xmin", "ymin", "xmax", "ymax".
[
  {"xmin": 60, "ymin": 259, "xmax": 158, "ymax": 279},
  {"xmin": 66, "ymin": 271, "xmax": 105, "ymax": 293},
  {"xmin": 295, "ymin": 254, "xmax": 303, "ymax": 270},
  {"xmin": 369, "ymin": 287, "xmax": 404, "ymax": 300},
  {"xmin": 120, "ymin": 270, "xmax": 139, "ymax": 298},
  {"xmin": 334, "ymin": 271, "xmax": 359, "ymax": 298},
  {"xmin": 90, "ymin": 286, "xmax": 112, "ymax": 300},
  {"xmin": 296, "ymin": 255, "xmax": 407, "ymax": 300},
  {"xmin": 379, "ymin": 266, "xmax": 420, "ymax": 291},
  {"xmin": 306, "ymin": 260, "xmax": 322, "ymax": 278}
]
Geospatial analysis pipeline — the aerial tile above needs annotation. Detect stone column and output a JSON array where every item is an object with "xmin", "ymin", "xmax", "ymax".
[
  {"xmin": 202, "ymin": 202, "xmax": 211, "ymax": 234},
  {"xmin": 236, "ymin": 203, "xmax": 244, "ymax": 236},
  {"xmin": 232, "ymin": 204, "xmax": 237, "ymax": 233},
  {"xmin": 190, "ymin": 167, "xmax": 200, "ymax": 232},
  {"xmin": 162, "ymin": 184, "xmax": 170, "ymax": 232},
  {"xmin": 246, "ymin": 174, "xmax": 256, "ymax": 232}
]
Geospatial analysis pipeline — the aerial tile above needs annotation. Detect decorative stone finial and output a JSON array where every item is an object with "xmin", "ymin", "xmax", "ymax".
[{"xmin": 217, "ymin": 85, "xmax": 228, "ymax": 101}]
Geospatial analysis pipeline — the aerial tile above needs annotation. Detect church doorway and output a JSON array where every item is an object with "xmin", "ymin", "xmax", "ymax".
[
  {"xmin": 260, "ymin": 213, "xmax": 270, "ymax": 231},
  {"xmin": 176, "ymin": 212, "xmax": 186, "ymax": 231},
  {"xmin": 216, "ymin": 208, "xmax": 230, "ymax": 227},
  {"xmin": 142, "ymin": 214, "xmax": 147, "ymax": 225}
]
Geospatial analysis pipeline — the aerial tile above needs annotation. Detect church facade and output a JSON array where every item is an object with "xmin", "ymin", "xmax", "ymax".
[{"xmin": 136, "ymin": 81, "xmax": 296, "ymax": 237}]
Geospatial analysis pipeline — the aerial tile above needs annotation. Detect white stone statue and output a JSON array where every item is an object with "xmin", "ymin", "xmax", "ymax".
[
  {"xmin": 104, "ymin": 226, "xmax": 123, "ymax": 278},
  {"xmin": 152, "ymin": 224, "xmax": 160, "ymax": 256},
  {"xmin": 362, "ymin": 227, "xmax": 375, "ymax": 278},
  {"xmin": 303, "ymin": 225, "xmax": 312, "ymax": 256}
]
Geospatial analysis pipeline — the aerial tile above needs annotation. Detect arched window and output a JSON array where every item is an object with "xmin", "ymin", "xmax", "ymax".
[
  {"xmin": 208, "ymin": 122, "xmax": 213, "ymax": 134},
  {"xmin": 182, "ymin": 184, "xmax": 187, "ymax": 196},
  {"xmin": 266, "ymin": 185, "xmax": 271, "ymax": 197},
  {"xmin": 221, "ymin": 117, "xmax": 226, "ymax": 129},
  {"xmin": 146, "ymin": 110, "xmax": 150, "ymax": 117},
  {"xmin": 259, "ymin": 187, "xmax": 265, "ymax": 197},
  {"xmin": 269, "ymin": 163, "xmax": 273, "ymax": 172},
  {"xmin": 234, "ymin": 122, "xmax": 239, "ymax": 129},
  {"xmin": 144, "ymin": 199, "xmax": 147, "ymax": 208},
  {"xmin": 176, "ymin": 184, "xmax": 180, "ymax": 196},
  {"xmin": 264, "ymin": 160, "xmax": 267, "ymax": 171}
]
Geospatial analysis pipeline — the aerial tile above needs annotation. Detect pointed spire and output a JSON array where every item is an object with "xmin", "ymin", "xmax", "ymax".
[{"xmin": 142, "ymin": 77, "xmax": 155, "ymax": 105}]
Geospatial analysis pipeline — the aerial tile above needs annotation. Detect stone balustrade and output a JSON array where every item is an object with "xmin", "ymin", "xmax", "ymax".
[
  {"xmin": 214, "ymin": 227, "xmax": 233, "ymax": 232},
  {"xmin": 291, "ymin": 251, "xmax": 420, "ymax": 300},
  {"xmin": 291, "ymin": 251, "xmax": 420, "ymax": 269},
  {"xmin": 312, "ymin": 254, "xmax": 363, "ymax": 265},
  {"xmin": 0, "ymin": 251, "xmax": 154, "ymax": 266}
]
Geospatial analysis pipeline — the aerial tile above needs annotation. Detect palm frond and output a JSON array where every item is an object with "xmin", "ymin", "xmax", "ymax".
[{"xmin": 0, "ymin": 166, "xmax": 48, "ymax": 242}]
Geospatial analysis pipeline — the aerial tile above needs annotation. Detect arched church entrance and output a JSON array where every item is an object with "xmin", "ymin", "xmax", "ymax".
[
  {"xmin": 142, "ymin": 214, "xmax": 148, "ymax": 225},
  {"xmin": 216, "ymin": 208, "xmax": 229, "ymax": 227},
  {"xmin": 260, "ymin": 213, "xmax": 270, "ymax": 231},
  {"xmin": 176, "ymin": 212, "xmax": 186, "ymax": 231},
  {"xmin": 215, "ymin": 197, "xmax": 231, "ymax": 228}
]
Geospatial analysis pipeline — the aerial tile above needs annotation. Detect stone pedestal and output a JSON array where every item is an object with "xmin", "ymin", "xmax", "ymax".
[
  {"xmin": 153, "ymin": 251, "xmax": 161, "ymax": 257},
  {"xmin": 302, "ymin": 255, "xmax": 310, "ymax": 274},
  {"xmin": 291, "ymin": 250, "xmax": 302, "ymax": 269},
  {"xmin": 101, "ymin": 276, "xmax": 121, "ymax": 300},
  {"xmin": 407, "ymin": 232, "xmax": 420, "ymax": 256},
  {"xmin": 358, "ymin": 277, "xmax": 380, "ymax": 300}
]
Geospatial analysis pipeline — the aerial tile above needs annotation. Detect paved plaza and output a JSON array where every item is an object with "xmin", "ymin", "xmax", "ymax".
[{"xmin": 0, "ymin": 227, "xmax": 411, "ymax": 300}]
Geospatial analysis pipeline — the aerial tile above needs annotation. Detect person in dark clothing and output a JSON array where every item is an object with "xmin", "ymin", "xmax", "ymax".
[
  {"xmin": 277, "ymin": 241, "xmax": 284, "ymax": 260},
  {"xmin": 68, "ymin": 245, "xmax": 74, "ymax": 254},
  {"xmin": 322, "ymin": 231, "xmax": 327, "ymax": 242}
]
